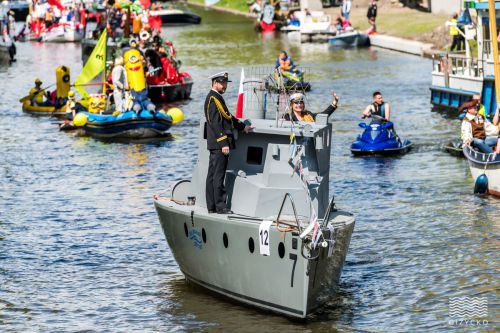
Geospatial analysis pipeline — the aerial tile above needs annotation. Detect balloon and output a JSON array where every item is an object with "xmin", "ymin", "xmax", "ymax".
[
  {"xmin": 167, "ymin": 107, "xmax": 184, "ymax": 124},
  {"xmin": 73, "ymin": 113, "xmax": 88, "ymax": 127}
]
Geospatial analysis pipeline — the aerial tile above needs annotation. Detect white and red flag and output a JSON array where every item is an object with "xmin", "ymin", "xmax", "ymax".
[{"xmin": 235, "ymin": 68, "xmax": 244, "ymax": 119}]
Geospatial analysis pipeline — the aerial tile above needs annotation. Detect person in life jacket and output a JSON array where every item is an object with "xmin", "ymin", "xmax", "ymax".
[
  {"xmin": 284, "ymin": 91, "xmax": 339, "ymax": 122},
  {"xmin": 275, "ymin": 51, "xmax": 294, "ymax": 71},
  {"xmin": 362, "ymin": 91, "xmax": 391, "ymax": 123},
  {"xmin": 66, "ymin": 90, "xmax": 77, "ymax": 120},
  {"xmin": 30, "ymin": 78, "xmax": 52, "ymax": 106},
  {"xmin": 460, "ymin": 100, "xmax": 500, "ymax": 153},
  {"xmin": 447, "ymin": 12, "xmax": 462, "ymax": 52}
]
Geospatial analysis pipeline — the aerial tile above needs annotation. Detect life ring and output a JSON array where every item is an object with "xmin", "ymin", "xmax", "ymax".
[
  {"xmin": 140, "ymin": 30, "xmax": 150, "ymax": 41},
  {"xmin": 440, "ymin": 58, "xmax": 450, "ymax": 74}
]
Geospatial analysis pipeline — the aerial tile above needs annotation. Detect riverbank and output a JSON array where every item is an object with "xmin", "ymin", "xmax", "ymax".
[
  {"xmin": 187, "ymin": 0, "xmax": 451, "ymax": 53},
  {"xmin": 187, "ymin": 0, "xmax": 256, "ymax": 18},
  {"xmin": 334, "ymin": 0, "xmax": 450, "ymax": 50}
]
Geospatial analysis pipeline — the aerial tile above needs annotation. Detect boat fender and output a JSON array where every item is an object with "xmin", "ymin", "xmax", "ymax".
[
  {"xmin": 73, "ymin": 113, "xmax": 88, "ymax": 127},
  {"xmin": 167, "ymin": 107, "xmax": 184, "ymax": 124},
  {"xmin": 474, "ymin": 174, "xmax": 488, "ymax": 194}
]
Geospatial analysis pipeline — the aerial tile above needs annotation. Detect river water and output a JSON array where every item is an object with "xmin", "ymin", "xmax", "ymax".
[{"xmin": 1, "ymin": 6, "xmax": 498, "ymax": 333}]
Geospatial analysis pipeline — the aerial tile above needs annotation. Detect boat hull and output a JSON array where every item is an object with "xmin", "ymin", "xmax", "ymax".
[
  {"xmin": 154, "ymin": 199, "xmax": 355, "ymax": 318},
  {"xmin": 81, "ymin": 111, "xmax": 172, "ymax": 140},
  {"xmin": 351, "ymin": 140, "xmax": 412, "ymax": 156},
  {"xmin": 22, "ymin": 101, "xmax": 66, "ymax": 117},
  {"xmin": 148, "ymin": 80, "xmax": 193, "ymax": 103},
  {"xmin": 328, "ymin": 32, "xmax": 370, "ymax": 47},
  {"xmin": 463, "ymin": 146, "xmax": 500, "ymax": 196},
  {"xmin": 150, "ymin": 9, "xmax": 201, "ymax": 25},
  {"xmin": 159, "ymin": 13, "xmax": 201, "ymax": 25},
  {"xmin": 44, "ymin": 26, "xmax": 83, "ymax": 43}
]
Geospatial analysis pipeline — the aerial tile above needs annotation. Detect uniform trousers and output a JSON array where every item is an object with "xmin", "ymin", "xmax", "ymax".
[{"xmin": 206, "ymin": 149, "xmax": 229, "ymax": 211}]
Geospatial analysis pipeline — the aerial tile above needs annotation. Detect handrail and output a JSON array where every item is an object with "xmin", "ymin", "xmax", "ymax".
[
  {"xmin": 433, "ymin": 53, "xmax": 483, "ymax": 78},
  {"xmin": 275, "ymin": 193, "xmax": 302, "ymax": 233}
]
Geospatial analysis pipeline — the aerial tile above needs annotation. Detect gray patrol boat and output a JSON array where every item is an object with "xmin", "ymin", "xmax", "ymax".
[{"xmin": 153, "ymin": 76, "xmax": 355, "ymax": 319}]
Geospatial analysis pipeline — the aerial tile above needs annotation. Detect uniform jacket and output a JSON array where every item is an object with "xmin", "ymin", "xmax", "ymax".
[{"xmin": 204, "ymin": 89, "xmax": 245, "ymax": 150}]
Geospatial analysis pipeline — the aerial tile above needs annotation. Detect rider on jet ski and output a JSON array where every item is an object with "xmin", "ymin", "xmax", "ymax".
[
  {"xmin": 276, "ymin": 51, "xmax": 295, "ymax": 71},
  {"xmin": 361, "ymin": 91, "xmax": 391, "ymax": 124}
]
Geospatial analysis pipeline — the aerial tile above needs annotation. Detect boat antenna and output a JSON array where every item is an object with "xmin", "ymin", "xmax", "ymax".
[
  {"xmin": 276, "ymin": 68, "xmax": 288, "ymax": 127},
  {"xmin": 488, "ymin": 0, "xmax": 500, "ymax": 109},
  {"xmin": 102, "ymin": 5, "xmax": 108, "ymax": 95}
]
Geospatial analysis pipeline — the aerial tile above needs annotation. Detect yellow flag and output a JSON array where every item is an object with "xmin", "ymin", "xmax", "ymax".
[{"xmin": 75, "ymin": 30, "xmax": 107, "ymax": 98}]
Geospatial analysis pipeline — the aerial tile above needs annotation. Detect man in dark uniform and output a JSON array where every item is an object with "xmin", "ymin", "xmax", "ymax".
[{"xmin": 204, "ymin": 72, "xmax": 254, "ymax": 214}]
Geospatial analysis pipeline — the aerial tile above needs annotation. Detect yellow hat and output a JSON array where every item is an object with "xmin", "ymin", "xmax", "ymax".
[
  {"xmin": 35, "ymin": 78, "xmax": 42, "ymax": 84},
  {"xmin": 68, "ymin": 91, "xmax": 75, "ymax": 98}
]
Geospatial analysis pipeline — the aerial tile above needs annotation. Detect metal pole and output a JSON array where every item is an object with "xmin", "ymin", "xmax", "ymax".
[{"xmin": 488, "ymin": 0, "xmax": 500, "ymax": 106}]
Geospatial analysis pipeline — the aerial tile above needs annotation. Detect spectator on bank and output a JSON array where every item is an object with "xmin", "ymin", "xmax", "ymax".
[
  {"xmin": 249, "ymin": 0, "xmax": 262, "ymax": 15},
  {"xmin": 334, "ymin": 16, "xmax": 342, "ymax": 32},
  {"xmin": 342, "ymin": 15, "xmax": 353, "ymax": 31},
  {"xmin": 447, "ymin": 12, "xmax": 463, "ymax": 52},
  {"xmin": 367, "ymin": 0, "xmax": 377, "ymax": 23},
  {"xmin": 366, "ymin": 17, "xmax": 376, "ymax": 35},
  {"xmin": 342, "ymin": 0, "xmax": 352, "ymax": 20}
]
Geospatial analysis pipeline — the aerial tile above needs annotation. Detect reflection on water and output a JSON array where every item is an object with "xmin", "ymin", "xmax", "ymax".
[{"xmin": 0, "ymin": 5, "xmax": 498, "ymax": 332}]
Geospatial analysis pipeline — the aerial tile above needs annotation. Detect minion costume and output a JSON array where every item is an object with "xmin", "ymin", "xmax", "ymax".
[
  {"xmin": 123, "ymin": 48, "xmax": 156, "ymax": 116},
  {"xmin": 55, "ymin": 65, "xmax": 70, "ymax": 108},
  {"xmin": 204, "ymin": 72, "xmax": 246, "ymax": 214}
]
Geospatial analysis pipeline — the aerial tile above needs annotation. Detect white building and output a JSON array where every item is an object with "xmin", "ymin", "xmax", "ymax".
[{"xmin": 429, "ymin": 0, "xmax": 462, "ymax": 15}]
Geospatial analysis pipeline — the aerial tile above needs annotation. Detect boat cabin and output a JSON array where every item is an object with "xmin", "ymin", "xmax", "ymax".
[{"xmin": 186, "ymin": 116, "xmax": 333, "ymax": 219}]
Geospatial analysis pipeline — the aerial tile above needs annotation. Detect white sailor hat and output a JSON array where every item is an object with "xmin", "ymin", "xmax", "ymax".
[
  {"xmin": 209, "ymin": 72, "xmax": 231, "ymax": 83},
  {"xmin": 290, "ymin": 92, "xmax": 305, "ymax": 103}
]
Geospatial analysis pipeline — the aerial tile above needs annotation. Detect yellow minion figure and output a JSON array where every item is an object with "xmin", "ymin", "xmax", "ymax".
[{"xmin": 88, "ymin": 94, "xmax": 107, "ymax": 114}]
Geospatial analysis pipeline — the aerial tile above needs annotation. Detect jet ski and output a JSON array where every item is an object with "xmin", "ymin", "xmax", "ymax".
[
  {"xmin": 274, "ymin": 67, "xmax": 311, "ymax": 92},
  {"xmin": 350, "ymin": 115, "xmax": 412, "ymax": 156}
]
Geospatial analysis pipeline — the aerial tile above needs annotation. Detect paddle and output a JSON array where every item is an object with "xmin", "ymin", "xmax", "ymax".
[
  {"xmin": 19, "ymin": 83, "xmax": 56, "ymax": 103},
  {"xmin": 71, "ymin": 82, "xmax": 115, "ymax": 90}
]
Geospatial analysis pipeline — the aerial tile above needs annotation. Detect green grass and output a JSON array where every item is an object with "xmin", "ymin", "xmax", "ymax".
[
  {"xmin": 189, "ymin": 0, "xmax": 249, "ymax": 12},
  {"xmin": 349, "ymin": 11, "xmax": 448, "ymax": 40}
]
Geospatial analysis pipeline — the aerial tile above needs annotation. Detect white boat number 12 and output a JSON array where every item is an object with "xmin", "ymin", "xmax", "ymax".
[{"xmin": 259, "ymin": 220, "xmax": 273, "ymax": 256}]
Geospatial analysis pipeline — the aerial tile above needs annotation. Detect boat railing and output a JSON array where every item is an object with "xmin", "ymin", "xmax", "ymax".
[
  {"xmin": 432, "ymin": 53, "xmax": 482, "ymax": 78},
  {"xmin": 484, "ymin": 39, "xmax": 492, "ymax": 58},
  {"xmin": 481, "ymin": 39, "xmax": 500, "ymax": 63}
]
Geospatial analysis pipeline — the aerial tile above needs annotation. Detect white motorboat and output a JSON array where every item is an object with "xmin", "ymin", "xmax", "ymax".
[{"xmin": 43, "ymin": 23, "xmax": 83, "ymax": 43}]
